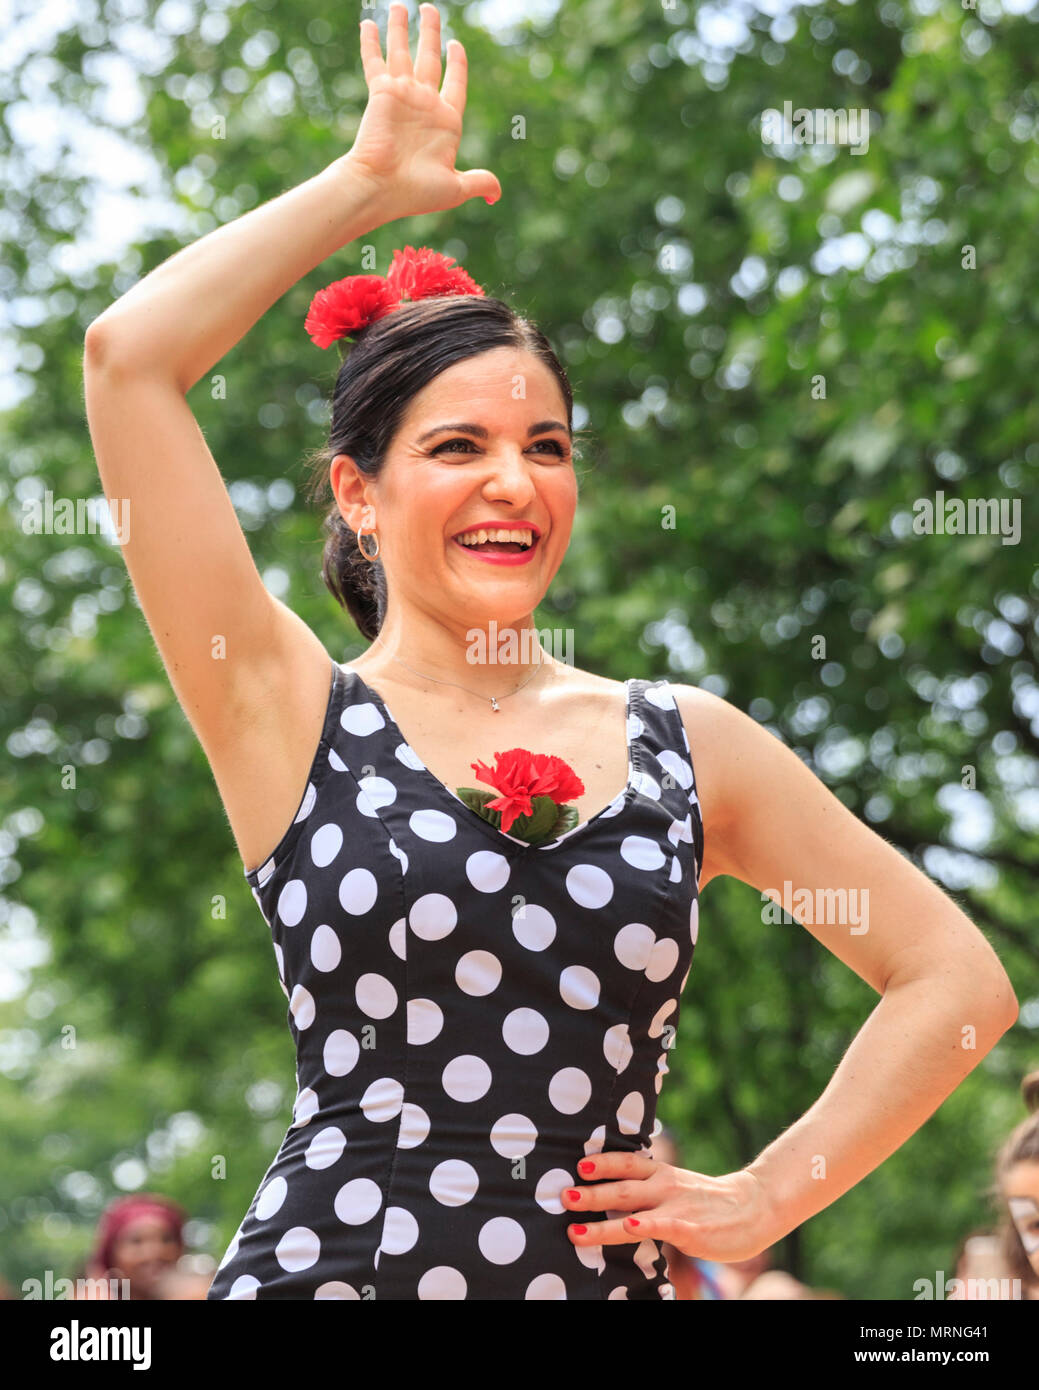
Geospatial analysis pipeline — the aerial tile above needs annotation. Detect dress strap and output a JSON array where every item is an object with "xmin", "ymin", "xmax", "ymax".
[{"xmin": 629, "ymin": 677, "xmax": 705, "ymax": 883}]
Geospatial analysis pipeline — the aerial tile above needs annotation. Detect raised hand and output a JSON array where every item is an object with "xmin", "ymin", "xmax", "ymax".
[{"xmin": 345, "ymin": 2, "xmax": 501, "ymax": 221}]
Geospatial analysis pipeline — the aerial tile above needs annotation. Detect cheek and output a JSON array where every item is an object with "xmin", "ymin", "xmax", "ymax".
[
  {"xmin": 1008, "ymin": 1197, "xmax": 1039, "ymax": 1253},
  {"xmin": 403, "ymin": 479, "xmax": 471, "ymax": 539},
  {"xmin": 542, "ymin": 481, "xmax": 578, "ymax": 535},
  {"xmin": 550, "ymin": 471, "xmax": 579, "ymax": 505}
]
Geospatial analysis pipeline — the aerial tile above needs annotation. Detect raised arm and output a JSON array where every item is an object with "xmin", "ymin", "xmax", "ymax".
[
  {"xmin": 82, "ymin": 162, "xmax": 386, "ymax": 745},
  {"xmin": 82, "ymin": 2, "xmax": 499, "ymax": 759}
]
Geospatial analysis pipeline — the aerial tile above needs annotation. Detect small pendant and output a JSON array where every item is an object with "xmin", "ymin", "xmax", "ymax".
[{"xmin": 491, "ymin": 696, "xmax": 500, "ymax": 711}]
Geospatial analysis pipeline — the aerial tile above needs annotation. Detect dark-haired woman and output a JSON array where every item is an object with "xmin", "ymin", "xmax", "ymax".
[{"xmin": 84, "ymin": 3, "xmax": 1017, "ymax": 1300}]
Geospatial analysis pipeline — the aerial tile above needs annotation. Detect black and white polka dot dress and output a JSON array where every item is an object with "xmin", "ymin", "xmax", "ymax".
[{"xmin": 206, "ymin": 659, "xmax": 704, "ymax": 1301}]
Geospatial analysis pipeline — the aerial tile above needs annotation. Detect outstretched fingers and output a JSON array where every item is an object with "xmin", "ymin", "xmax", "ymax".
[
  {"xmin": 414, "ymin": 3, "xmax": 443, "ymax": 90},
  {"xmin": 441, "ymin": 37, "xmax": 468, "ymax": 119},
  {"xmin": 384, "ymin": 1, "xmax": 414, "ymax": 80},
  {"xmin": 358, "ymin": 3, "xmax": 467, "ymax": 121},
  {"xmin": 358, "ymin": 18, "xmax": 386, "ymax": 86}
]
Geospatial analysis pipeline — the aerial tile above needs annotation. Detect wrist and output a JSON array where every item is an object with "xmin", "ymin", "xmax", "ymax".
[
  {"xmin": 739, "ymin": 1164, "xmax": 795, "ymax": 1248},
  {"xmin": 324, "ymin": 153, "xmax": 401, "ymax": 229}
]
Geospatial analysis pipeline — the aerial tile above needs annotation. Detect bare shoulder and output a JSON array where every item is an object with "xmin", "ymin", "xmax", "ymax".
[
  {"xmin": 548, "ymin": 663, "xmax": 626, "ymax": 695},
  {"xmin": 530, "ymin": 661, "xmax": 628, "ymax": 714},
  {"xmin": 668, "ymin": 680, "xmax": 747, "ymax": 796},
  {"xmin": 668, "ymin": 681, "xmax": 771, "ymax": 888}
]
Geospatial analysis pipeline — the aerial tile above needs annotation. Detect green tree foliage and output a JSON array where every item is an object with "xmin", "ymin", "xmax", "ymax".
[{"xmin": 0, "ymin": 0, "xmax": 1035, "ymax": 1298}]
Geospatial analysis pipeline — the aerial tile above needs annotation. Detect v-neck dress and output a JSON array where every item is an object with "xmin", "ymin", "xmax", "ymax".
[{"xmin": 206, "ymin": 657, "xmax": 705, "ymax": 1301}]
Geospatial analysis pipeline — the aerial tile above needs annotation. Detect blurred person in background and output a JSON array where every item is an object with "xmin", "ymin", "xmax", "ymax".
[
  {"xmin": 72, "ymin": 1193, "xmax": 203, "ymax": 1299},
  {"xmin": 717, "ymin": 1248, "xmax": 844, "ymax": 1299},
  {"xmin": 946, "ymin": 1229, "xmax": 1015, "ymax": 1300},
  {"xmin": 990, "ymin": 1067, "xmax": 1039, "ymax": 1301},
  {"xmin": 713, "ymin": 1244, "xmax": 809, "ymax": 1299}
]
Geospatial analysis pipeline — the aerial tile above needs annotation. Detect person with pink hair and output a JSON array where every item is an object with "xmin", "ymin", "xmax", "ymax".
[{"xmin": 75, "ymin": 1193, "xmax": 190, "ymax": 1300}]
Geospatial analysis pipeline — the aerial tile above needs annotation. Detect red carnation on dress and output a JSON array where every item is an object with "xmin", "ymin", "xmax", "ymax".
[
  {"xmin": 469, "ymin": 749, "xmax": 585, "ymax": 835},
  {"xmin": 304, "ymin": 246, "xmax": 485, "ymax": 351}
]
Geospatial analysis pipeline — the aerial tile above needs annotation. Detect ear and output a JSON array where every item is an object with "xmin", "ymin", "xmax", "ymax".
[{"xmin": 330, "ymin": 453, "xmax": 376, "ymax": 532}]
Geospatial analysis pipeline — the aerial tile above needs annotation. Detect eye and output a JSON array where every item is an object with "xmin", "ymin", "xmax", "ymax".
[
  {"xmin": 431, "ymin": 437, "xmax": 568, "ymax": 457},
  {"xmin": 431, "ymin": 438, "xmax": 477, "ymax": 454}
]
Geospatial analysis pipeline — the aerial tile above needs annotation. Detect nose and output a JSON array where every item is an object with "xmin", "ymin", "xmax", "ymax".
[{"xmin": 480, "ymin": 446, "xmax": 538, "ymax": 506}]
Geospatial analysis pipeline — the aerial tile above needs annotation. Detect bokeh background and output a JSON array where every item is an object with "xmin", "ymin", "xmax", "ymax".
[{"xmin": 1, "ymin": 0, "xmax": 1036, "ymax": 1299}]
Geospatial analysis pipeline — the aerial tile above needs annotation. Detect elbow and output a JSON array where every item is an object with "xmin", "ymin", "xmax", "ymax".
[
  {"xmin": 891, "ymin": 963, "xmax": 1019, "ymax": 1034},
  {"xmin": 83, "ymin": 316, "xmax": 131, "ymax": 375},
  {"xmin": 995, "ymin": 976, "xmax": 1019, "ymax": 1029},
  {"xmin": 84, "ymin": 318, "xmax": 176, "ymax": 388},
  {"xmin": 972, "ymin": 968, "xmax": 1018, "ymax": 1035},
  {"xmin": 83, "ymin": 318, "xmax": 112, "ymax": 370}
]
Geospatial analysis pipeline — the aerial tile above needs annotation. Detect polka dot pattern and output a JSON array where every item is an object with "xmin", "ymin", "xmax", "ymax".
[{"xmin": 208, "ymin": 665, "xmax": 703, "ymax": 1301}]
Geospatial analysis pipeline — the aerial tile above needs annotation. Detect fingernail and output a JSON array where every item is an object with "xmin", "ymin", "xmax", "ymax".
[
  {"xmin": 628, "ymin": 1218, "xmax": 640, "ymax": 1227},
  {"xmin": 571, "ymin": 1225, "xmax": 587, "ymax": 1235},
  {"xmin": 565, "ymin": 1189, "xmax": 580, "ymax": 1202},
  {"xmin": 578, "ymin": 1160, "xmax": 595, "ymax": 1175}
]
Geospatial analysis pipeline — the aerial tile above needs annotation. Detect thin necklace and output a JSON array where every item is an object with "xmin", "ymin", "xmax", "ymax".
[{"xmin": 375, "ymin": 639, "xmax": 546, "ymax": 712}]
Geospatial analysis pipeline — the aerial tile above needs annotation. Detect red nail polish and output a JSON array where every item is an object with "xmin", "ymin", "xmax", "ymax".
[
  {"xmin": 571, "ymin": 1224, "xmax": 587, "ymax": 1235},
  {"xmin": 628, "ymin": 1218, "xmax": 640, "ymax": 1227},
  {"xmin": 578, "ymin": 1160, "xmax": 594, "ymax": 1175},
  {"xmin": 566, "ymin": 1189, "xmax": 580, "ymax": 1202}
]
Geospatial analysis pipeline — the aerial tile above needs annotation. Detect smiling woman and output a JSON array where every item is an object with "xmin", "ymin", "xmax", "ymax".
[
  {"xmin": 301, "ymin": 286, "xmax": 578, "ymax": 639},
  {"xmin": 81, "ymin": 0, "xmax": 1017, "ymax": 1305}
]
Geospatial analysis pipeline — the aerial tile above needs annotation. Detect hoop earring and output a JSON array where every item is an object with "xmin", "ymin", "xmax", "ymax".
[{"xmin": 357, "ymin": 507, "xmax": 380, "ymax": 561}]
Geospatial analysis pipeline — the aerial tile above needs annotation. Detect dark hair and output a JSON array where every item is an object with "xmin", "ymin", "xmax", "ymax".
[
  {"xmin": 303, "ymin": 293, "xmax": 578, "ymax": 643},
  {"xmin": 990, "ymin": 1067, "xmax": 1039, "ymax": 1291}
]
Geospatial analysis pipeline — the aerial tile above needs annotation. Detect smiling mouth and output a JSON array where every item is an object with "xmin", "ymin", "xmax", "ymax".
[{"xmin": 452, "ymin": 533, "xmax": 540, "ymax": 555}]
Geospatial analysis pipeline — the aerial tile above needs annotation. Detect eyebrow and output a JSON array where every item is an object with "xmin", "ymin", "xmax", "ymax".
[{"xmin": 415, "ymin": 420, "xmax": 571, "ymax": 445}]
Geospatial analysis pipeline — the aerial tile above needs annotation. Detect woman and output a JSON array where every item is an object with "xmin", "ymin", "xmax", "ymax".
[
  {"xmin": 75, "ymin": 1194, "xmax": 187, "ymax": 1300},
  {"xmin": 991, "ymin": 1068, "xmax": 1039, "ymax": 1299},
  {"xmin": 83, "ymin": 3, "xmax": 1017, "ymax": 1300}
]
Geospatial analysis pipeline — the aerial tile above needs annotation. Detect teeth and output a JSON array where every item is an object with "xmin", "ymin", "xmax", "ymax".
[{"xmin": 455, "ymin": 528, "xmax": 535, "ymax": 547}]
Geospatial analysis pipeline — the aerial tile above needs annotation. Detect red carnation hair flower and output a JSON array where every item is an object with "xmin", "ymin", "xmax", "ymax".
[
  {"xmin": 304, "ymin": 246, "xmax": 485, "ymax": 351},
  {"xmin": 304, "ymin": 275, "xmax": 397, "ymax": 349},
  {"xmin": 386, "ymin": 244, "xmax": 485, "ymax": 303}
]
